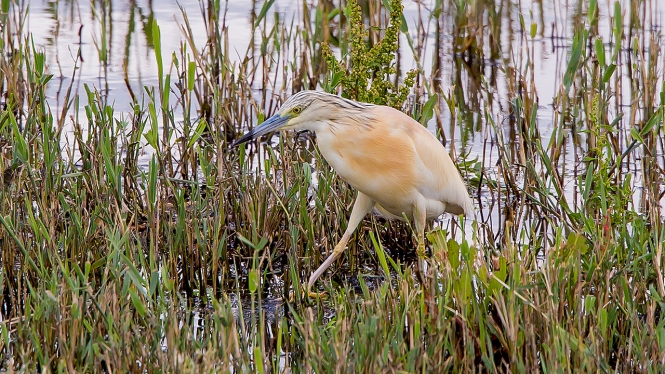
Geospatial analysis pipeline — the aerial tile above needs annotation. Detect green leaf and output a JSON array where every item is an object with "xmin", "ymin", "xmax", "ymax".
[
  {"xmin": 588, "ymin": 0, "xmax": 598, "ymax": 26},
  {"xmin": 489, "ymin": 256, "xmax": 507, "ymax": 295},
  {"xmin": 640, "ymin": 108, "xmax": 662, "ymax": 137},
  {"xmin": 1, "ymin": 323, "xmax": 8, "ymax": 348},
  {"xmin": 370, "ymin": 232, "xmax": 391, "ymax": 280},
  {"xmin": 594, "ymin": 38, "xmax": 605, "ymax": 66},
  {"xmin": 658, "ymin": 326, "xmax": 665, "ymax": 351},
  {"xmin": 152, "ymin": 20, "xmax": 163, "ymax": 82},
  {"xmin": 254, "ymin": 347, "xmax": 264, "ymax": 373},
  {"xmin": 563, "ymin": 29, "xmax": 587, "ymax": 94},
  {"xmin": 630, "ymin": 128, "xmax": 645, "ymax": 145},
  {"xmin": 602, "ymin": 64, "xmax": 616, "ymax": 82},
  {"xmin": 254, "ymin": 0, "xmax": 276, "ymax": 28},
  {"xmin": 187, "ymin": 118, "xmax": 208, "ymax": 148},
  {"xmin": 187, "ymin": 61, "xmax": 196, "ymax": 91},
  {"xmin": 237, "ymin": 234, "xmax": 268, "ymax": 251},
  {"xmin": 611, "ymin": 1, "xmax": 622, "ymax": 62},
  {"xmin": 598, "ymin": 306, "xmax": 608, "ymax": 332},
  {"xmin": 130, "ymin": 289, "xmax": 147, "ymax": 317},
  {"xmin": 10, "ymin": 112, "xmax": 28, "ymax": 164},
  {"xmin": 249, "ymin": 269, "xmax": 259, "ymax": 294},
  {"xmin": 448, "ymin": 239, "xmax": 460, "ymax": 270},
  {"xmin": 419, "ymin": 94, "xmax": 438, "ymax": 126},
  {"xmin": 144, "ymin": 101, "xmax": 159, "ymax": 150},
  {"xmin": 148, "ymin": 155, "xmax": 158, "ymax": 210},
  {"xmin": 161, "ymin": 73, "xmax": 171, "ymax": 112}
]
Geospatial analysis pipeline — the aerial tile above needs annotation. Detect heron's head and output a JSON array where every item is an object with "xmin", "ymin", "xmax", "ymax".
[{"xmin": 232, "ymin": 91, "xmax": 371, "ymax": 146}]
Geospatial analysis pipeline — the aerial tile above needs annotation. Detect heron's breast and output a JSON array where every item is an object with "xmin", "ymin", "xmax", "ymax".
[{"xmin": 316, "ymin": 127, "xmax": 426, "ymax": 207}]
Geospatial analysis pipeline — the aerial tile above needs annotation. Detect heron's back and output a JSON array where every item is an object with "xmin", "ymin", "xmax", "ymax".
[{"xmin": 315, "ymin": 104, "xmax": 474, "ymax": 221}]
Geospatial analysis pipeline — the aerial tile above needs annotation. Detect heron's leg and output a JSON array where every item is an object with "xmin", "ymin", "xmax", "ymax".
[
  {"xmin": 413, "ymin": 199, "xmax": 428, "ymax": 284},
  {"xmin": 413, "ymin": 199, "xmax": 436, "ymax": 315},
  {"xmin": 413, "ymin": 199, "xmax": 428, "ymax": 255},
  {"xmin": 307, "ymin": 191, "xmax": 375, "ymax": 293}
]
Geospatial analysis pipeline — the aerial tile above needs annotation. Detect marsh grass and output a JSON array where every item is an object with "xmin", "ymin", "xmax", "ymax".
[{"xmin": 1, "ymin": 0, "xmax": 664, "ymax": 372}]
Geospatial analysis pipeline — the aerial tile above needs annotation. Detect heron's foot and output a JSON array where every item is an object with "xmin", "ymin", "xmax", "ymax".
[
  {"xmin": 306, "ymin": 288, "xmax": 327, "ymax": 299},
  {"xmin": 304, "ymin": 281, "xmax": 328, "ymax": 299},
  {"xmin": 288, "ymin": 284, "xmax": 328, "ymax": 302}
]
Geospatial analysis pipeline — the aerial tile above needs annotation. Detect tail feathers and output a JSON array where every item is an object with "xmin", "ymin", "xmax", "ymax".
[
  {"xmin": 443, "ymin": 193, "xmax": 475, "ymax": 219},
  {"xmin": 462, "ymin": 194, "xmax": 475, "ymax": 219}
]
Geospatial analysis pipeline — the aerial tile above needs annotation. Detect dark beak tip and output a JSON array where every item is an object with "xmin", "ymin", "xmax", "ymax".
[
  {"xmin": 231, "ymin": 139, "xmax": 251, "ymax": 148},
  {"xmin": 231, "ymin": 114, "xmax": 285, "ymax": 148},
  {"xmin": 231, "ymin": 132, "xmax": 255, "ymax": 148}
]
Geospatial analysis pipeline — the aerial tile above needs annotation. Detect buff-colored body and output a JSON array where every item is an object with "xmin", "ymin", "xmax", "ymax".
[{"xmin": 233, "ymin": 91, "xmax": 474, "ymax": 294}]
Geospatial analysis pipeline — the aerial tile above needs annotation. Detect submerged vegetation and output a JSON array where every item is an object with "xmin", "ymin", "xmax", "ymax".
[{"xmin": 0, "ymin": 0, "xmax": 664, "ymax": 372}]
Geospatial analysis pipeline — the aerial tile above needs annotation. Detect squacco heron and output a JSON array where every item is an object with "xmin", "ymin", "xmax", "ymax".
[{"xmin": 234, "ymin": 91, "xmax": 474, "ymax": 294}]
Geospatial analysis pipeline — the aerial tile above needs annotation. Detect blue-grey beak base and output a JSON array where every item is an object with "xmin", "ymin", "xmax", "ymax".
[{"xmin": 232, "ymin": 114, "xmax": 290, "ymax": 147}]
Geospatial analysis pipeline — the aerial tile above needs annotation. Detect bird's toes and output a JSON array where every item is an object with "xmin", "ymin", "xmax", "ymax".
[
  {"xmin": 287, "ymin": 285, "xmax": 328, "ymax": 302},
  {"xmin": 307, "ymin": 289, "xmax": 328, "ymax": 299}
]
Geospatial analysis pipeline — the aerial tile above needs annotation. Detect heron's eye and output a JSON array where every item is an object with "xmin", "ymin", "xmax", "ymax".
[{"xmin": 292, "ymin": 106, "xmax": 302, "ymax": 115}]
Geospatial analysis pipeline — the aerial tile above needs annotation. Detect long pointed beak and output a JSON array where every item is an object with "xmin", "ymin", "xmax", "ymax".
[{"xmin": 232, "ymin": 113, "xmax": 290, "ymax": 147}]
